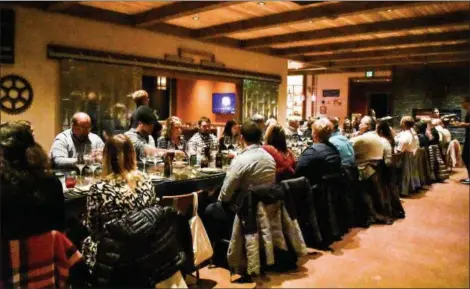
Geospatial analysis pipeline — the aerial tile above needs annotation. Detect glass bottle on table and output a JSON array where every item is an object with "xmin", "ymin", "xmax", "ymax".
[
  {"xmin": 188, "ymin": 142, "xmax": 198, "ymax": 167},
  {"xmin": 166, "ymin": 141, "xmax": 176, "ymax": 163},
  {"xmin": 215, "ymin": 143, "xmax": 223, "ymax": 169},
  {"xmin": 210, "ymin": 141, "xmax": 219, "ymax": 168},
  {"xmin": 200, "ymin": 146, "xmax": 210, "ymax": 169},
  {"xmin": 163, "ymin": 153, "xmax": 172, "ymax": 178}
]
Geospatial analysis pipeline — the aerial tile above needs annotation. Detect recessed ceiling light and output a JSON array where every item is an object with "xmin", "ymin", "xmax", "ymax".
[
  {"xmin": 258, "ymin": 2, "xmax": 266, "ymax": 6},
  {"xmin": 192, "ymin": 15, "xmax": 199, "ymax": 20}
]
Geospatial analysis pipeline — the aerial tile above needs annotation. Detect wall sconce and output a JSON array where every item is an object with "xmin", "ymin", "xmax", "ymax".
[
  {"xmin": 157, "ymin": 76, "xmax": 167, "ymax": 90},
  {"xmin": 307, "ymin": 86, "xmax": 316, "ymax": 101}
]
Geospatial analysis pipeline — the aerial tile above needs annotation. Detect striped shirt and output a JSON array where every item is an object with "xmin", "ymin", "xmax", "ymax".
[{"xmin": 187, "ymin": 132, "xmax": 218, "ymax": 153}]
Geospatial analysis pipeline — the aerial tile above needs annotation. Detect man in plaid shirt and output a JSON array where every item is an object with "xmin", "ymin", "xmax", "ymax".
[{"xmin": 187, "ymin": 116, "xmax": 218, "ymax": 153}]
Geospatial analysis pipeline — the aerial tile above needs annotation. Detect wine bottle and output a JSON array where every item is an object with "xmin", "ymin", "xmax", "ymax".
[
  {"xmin": 215, "ymin": 149, "xmax": 223, "ymax": 169},
  {"xmin": 164, "ymin": 154, "xmax": 172, "ymax": 177},
  {"xmin": 200, "ymin": 146, "xmax": 210, "ymax": 168}
]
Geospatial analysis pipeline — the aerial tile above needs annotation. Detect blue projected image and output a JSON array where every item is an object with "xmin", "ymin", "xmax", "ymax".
[{"xmin": 212, "ymin": 93, "xmax": 236, "ymax": 114}]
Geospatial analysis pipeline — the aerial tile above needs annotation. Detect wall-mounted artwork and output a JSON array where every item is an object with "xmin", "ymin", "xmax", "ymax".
[
  {"xmin": 320, "ymin": 105, "xmax": 327, "ymax": 114},
  {"xmin": 323, "ymin": 89, "xmax": 340, "ymax": 97},
  {"xmin": 0, "ymin": 74, "xmax": 33, "ymax": 114}
]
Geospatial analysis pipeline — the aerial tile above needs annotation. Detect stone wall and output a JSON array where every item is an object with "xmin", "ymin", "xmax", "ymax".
[{"xmin": 391, "ymin": 65, "xmax": 469, "ymax": 143}]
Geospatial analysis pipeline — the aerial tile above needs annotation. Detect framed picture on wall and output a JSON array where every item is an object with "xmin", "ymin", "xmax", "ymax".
[
  {"xmin": 320, "ymin": 105, "xmax": 327, "ymax": 114},
  {"xmin": 322, "ymin": 89, "xmax": 340, "ymax": 97}
]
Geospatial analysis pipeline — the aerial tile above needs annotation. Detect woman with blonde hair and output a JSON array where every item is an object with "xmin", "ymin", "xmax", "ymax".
[
  {"xmin": 82, "ymin": 134, "xmax": 157, "ymax": 271},
  {"xmin": 396, "ymin": 116, "xmax": 419, "ymax": 153},
  {"xmin": 157, "ymin": 116, "xmax": 185, "ymax": 151}
]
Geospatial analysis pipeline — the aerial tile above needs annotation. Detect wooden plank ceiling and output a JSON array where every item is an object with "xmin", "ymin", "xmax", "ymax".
[{"xmin": 23, "ymin": 1, "xmax": 470, "ymax": 73}]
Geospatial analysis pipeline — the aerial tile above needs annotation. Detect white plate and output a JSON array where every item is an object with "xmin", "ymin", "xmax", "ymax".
[
  {"xmin": 150, "ymin": 175, "xmax": 166, "ymax": 181},
  {"xmin": 73, "ymin": 184, "xmax": 91, "ymax": 192},
  {"xmin": 199, "ymin": 168, "xmax": 223, "ymax": 174}
]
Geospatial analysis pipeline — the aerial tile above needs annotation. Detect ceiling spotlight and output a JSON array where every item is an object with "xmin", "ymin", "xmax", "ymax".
[
  {"xmin": 258, "ymin": 2, "xmax": 266, "ymax": 6},
  {"xmin": 308, "ymin": 20, "xmax": 313, "ymax": 24},
  {"xmin": 192, "ymin": 15, "xmax": 199, "ymax": 20},
  {"xmin": 387, "ymin": 9, "xmax": 393, "ymax": 12}
]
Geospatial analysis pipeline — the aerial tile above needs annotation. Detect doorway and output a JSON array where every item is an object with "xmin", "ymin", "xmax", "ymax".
[
  {"xmin": 142, "ymin": 75, "xmax": 173, "ymax": 120},
  {"xmin": 368, "ymin": 92, "xmax": 390, "ymax": 118},
  {"xmin": 348, "ymin": 78, "xmax": 392, "ymax": 118}
]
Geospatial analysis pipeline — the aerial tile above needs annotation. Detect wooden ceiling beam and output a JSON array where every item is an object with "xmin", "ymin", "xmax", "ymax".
[
  {"xmin": 135, "ymin": 1, "xmax": 236, "ymax": 28},
  {"xmin": 290, "ymin": 61, "xmax": 470, "ymax": 75},
  {"xmin": 193, "ymin": 1, "xmax": 420, "ymax": 39},
  {"xmin": 299, "ymin": 52, "xmax": 470, "ymax": 70},
  {"xmin": 276, "ymin": 30, "xmax": 470, "ymax": 57},
  {"xmin": 44, "ymin": 2, "xmax": 77, "ymax": 12},
  {"xmin": 304, "ymin": 43, "xmax": 470, "ymax": 63},
  {"xmin": 244, "ymin": 11, "xmax": 470, "ymax": 48},
  {"xmin": 57, "ymin": 4, "xmax": 135, "ymax": 25}
]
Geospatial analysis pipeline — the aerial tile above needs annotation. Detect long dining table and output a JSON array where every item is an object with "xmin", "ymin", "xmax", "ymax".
[{"xmin": 61, "ymin": 168, "xmax": 227, "ymax": 246}]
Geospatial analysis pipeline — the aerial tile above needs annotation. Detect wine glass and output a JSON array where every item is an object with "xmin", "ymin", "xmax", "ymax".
[
  {"xmin": 147, "ymin": 150, "xmax": 157, "ymax": 171},
  {"xmin": 76, "ymin": 156, "xmax": 86, "ymax": 185},
  {"xmin": 140, "ymin": 148, "xmax": 148, "ymax": 174},
  {"xmin": 88, "ymin": 150, "xmax": 101, "ymax": 180},
  {"xmin": 224, "ymin": 136, "xmax": 231, "ymax": 151},
  {"xmin": 167, "ymin": 141, "xmax": 176, "ymax": 163},
  {"xmin": 232, "ymin": 137, "xmax": 240, "ymax": 152},
  {"xmin": 82, "ymin": 145, "xmax": 93, "ymax": 180}
]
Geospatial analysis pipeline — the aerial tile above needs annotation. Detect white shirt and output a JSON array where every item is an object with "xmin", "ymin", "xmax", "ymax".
[
  {"xmin": 396, "ymin": 129, "xmax": 418, "ymax": 153},
  {"xmin": 379, "ymin": 137, "xmax": 393, "ymax": 167}
]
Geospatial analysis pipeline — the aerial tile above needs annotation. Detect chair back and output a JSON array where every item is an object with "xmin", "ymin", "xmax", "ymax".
[
  {"xmin": 2, "ymin": 231, "xmax": 86, "ymax": 288},
  {"xmin": 161, "ymin": 190, "xmax": 203, "ymax": 217}
]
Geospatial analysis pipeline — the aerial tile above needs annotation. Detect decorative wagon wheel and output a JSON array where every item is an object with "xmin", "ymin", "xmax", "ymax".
[{"xmin": 0, "ymin": 74, "xmax": 34, "ymax": 115}]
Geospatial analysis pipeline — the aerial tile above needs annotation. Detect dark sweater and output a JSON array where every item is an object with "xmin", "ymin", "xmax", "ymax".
[
  {"xmin": 1, "ymin": 175, "xmax": 65, "ymax": 240},
  {"xmin": 295, "ymin": 142, "xmax": 342, "ymax": 186}
]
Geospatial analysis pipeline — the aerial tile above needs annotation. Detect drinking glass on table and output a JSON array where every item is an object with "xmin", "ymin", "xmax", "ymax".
[
  {"xmin": 87, "ymin": 154, "xmax": 100, "ymax": 180},
  {"xmin": 210, "ymin": 141, "xmax": 219, "ymax": 167},
  {"xmin": 166, "ymin": 141, "xmax": 176, "ymax": 163},
  {"xmin": 76, "ymin": 157, "xmax": 86, "ymax": 185},
  {"xmin": 140, "ymin": 148, "xmax": 149, "ymax": 174},
  {"xmin": 65, "ymin": 171, "xmax": 77, "ymax": 189},
  {"xmin": 146, "ymin": 150, "xmax": 157, "ymax": 169},
  {"xmin": 224, "ymin": 136, "xmax": 231, "ymax": 151}
]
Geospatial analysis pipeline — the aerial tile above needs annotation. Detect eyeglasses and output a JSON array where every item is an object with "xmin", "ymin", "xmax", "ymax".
[{"xmin": 73, "ymin": 125, "xmax": 91, "ymax": 132}]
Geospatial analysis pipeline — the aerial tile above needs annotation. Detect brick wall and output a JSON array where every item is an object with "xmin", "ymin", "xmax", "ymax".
[{"xmin": 391, "ymin": 66, "xmax": 469, "ymax": 144}]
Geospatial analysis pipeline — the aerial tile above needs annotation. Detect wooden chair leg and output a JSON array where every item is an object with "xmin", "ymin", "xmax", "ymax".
[{"xmin": 196, "ymin": 269, "xmax": 200, "ymax": 285}]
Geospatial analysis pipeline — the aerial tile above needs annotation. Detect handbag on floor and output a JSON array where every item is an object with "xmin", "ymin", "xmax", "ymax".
[{"xmin": 189, "ymin": 192, "xmax": 213, "ymax": 267}]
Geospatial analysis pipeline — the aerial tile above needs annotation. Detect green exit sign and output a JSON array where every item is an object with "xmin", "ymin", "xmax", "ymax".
[{"xmin": 365, "ymin": 70, "xmax": 375, "ymax": 78}]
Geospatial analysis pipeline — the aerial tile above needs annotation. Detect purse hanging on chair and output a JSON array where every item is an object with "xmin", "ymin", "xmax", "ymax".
[{"xmin": 189, "ymin": 192, "xmax": 214, "ymax": 267}]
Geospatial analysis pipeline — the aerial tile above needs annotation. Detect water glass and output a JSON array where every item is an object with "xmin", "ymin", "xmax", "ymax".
[{"xmin": 140, "ymin": 148, "xmax": 148, "ymax": 174}]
